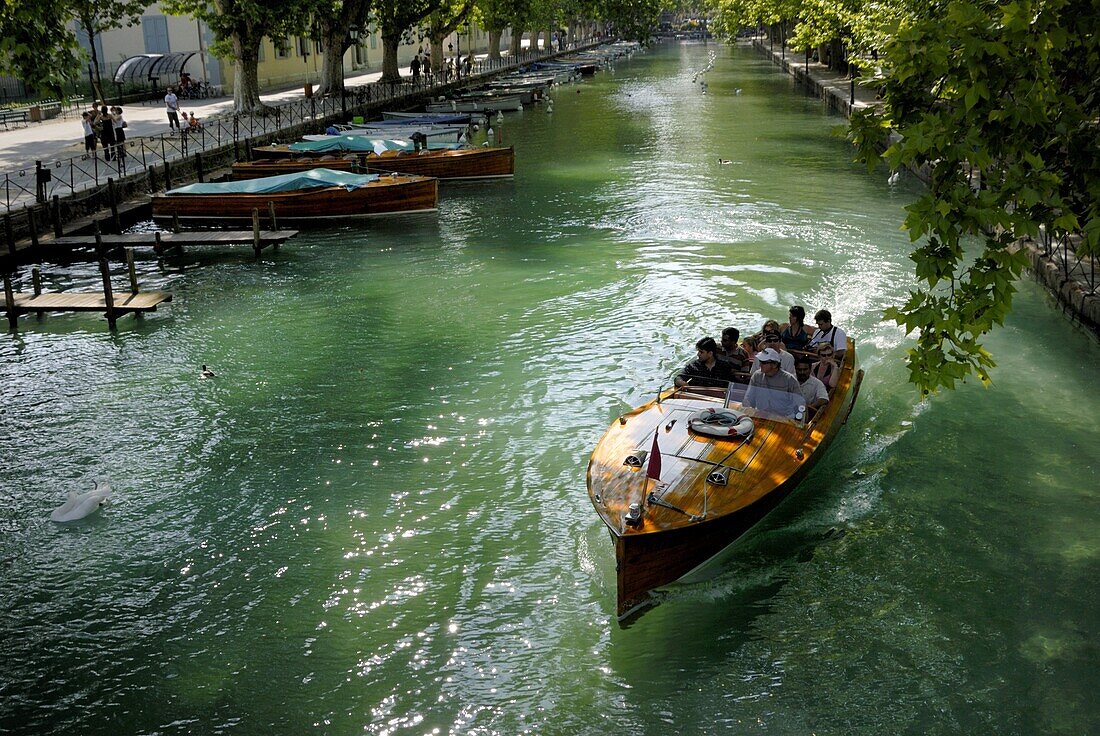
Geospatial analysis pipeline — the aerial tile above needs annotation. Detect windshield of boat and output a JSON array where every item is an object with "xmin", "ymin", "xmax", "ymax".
[{"xmin": 667, "ymin": 376, "xmax": 809, "ymax": 427}]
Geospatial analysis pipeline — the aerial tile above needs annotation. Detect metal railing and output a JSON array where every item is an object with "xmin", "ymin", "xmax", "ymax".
[
  {"xmin": 1037, "ymin": 228, "xmax": 1098, "ymax": 299},
  {"xmin": 0, "ymin": 42, "xmax": 596, "ymax": 214}
]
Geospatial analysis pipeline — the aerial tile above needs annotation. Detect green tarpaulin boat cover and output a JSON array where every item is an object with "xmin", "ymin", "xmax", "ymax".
[
  {"xmin": 165, "ymin": 168, "xmax": 380, "ymax": 195},
  {"xmin": 288, "ymin": 136, "xmax": 462, "ymax": 154}
]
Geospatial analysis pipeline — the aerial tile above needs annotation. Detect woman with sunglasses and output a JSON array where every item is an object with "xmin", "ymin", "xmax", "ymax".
[{"xmin": 812, "ymin": 342, "xmax": 839, "ymax": 389}]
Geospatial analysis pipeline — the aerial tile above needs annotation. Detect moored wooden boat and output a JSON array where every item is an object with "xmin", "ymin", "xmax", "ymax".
[
  {"xmin": 587, "ymin": 340, "xmax": 863, "ymax": 619},
  {"xmin": 235, "ymin": 147, "xmax": 514, "ymax": 181},
  {"xmin": 231, "ymin": 157, "xmax": 357, "ymax": 179},
  {"xmin": 152, "ymin": 168, "xmax": 438, "ymax": 226}
]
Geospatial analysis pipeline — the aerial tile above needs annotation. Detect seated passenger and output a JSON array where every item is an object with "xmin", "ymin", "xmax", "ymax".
[
  {"xmin": 808, "ymin": 309, "xmax": 847, "ymax": 361},
  {"xmin": 675, "ymin": 337, "xmax": 733, "ymax": 388},
  {"xmin": 717, "ymin": 327, "xmax": 749, "ymax": 372},
  {"xmin": 781, "ymin": 305, "xmax": 813, "ymax": 352},
  {"xmin": 812, "ymin": 342, "xmax": 839, "ymax": 389},
  {"xmin": 795, "ymin": 356, "xmax": 829, "ymax": 418},
  {"xmin": 743, "ymin": 348, "xmax": 803, "ymax": 418},
  {"xmin": 750, "ymin": 333, "xmax": 795, "ymax": 374}
]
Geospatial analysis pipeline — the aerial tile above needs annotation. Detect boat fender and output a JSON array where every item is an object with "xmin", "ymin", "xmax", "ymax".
[
  {"xmin": 686, "ymin": 408, "xmax": 754, "ymax": 438},
  {"xmin": 623, "ymin": 449, "xmax": 648, "ymax": 467}
]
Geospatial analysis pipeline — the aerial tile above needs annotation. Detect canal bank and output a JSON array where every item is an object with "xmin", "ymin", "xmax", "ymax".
[{"xmin": 752, "ymin": 37, "xmax": 1100, "ymax": 338}]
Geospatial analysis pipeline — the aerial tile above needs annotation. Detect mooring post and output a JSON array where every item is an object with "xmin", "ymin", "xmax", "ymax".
[
  {"xmin": 164, "ymin": 160, "xmax": 172, "ymax": 191},
  {"xmin": 153, "ymin": 230, "xmax": 164, "ymax": 257},
  {"xmin": 172, "ymin": 211, "xmax": 180, "ymax": 233},
  {"xmin": 252, "ymin": 208, "xmax": 261, "ymax": 257},
  {"xmin": 196, "ymin": 152, "xmax": 204, "ymax": 182},
  {"xmin": 25, "ymin": 204, "xmax": 39, "ymax": 254},
  {"xmin": 147, "ymin": 165, "xmax": 158, "ymax": 192},
  {"xmin": 268, "ymin": 201, "xmax": 278, "ymax": 231},
  {"xmin": 52, "ymin": 195, "xmax": 62, "ymax": 237},
  {"xmin": 95, "ymin": 223, "xmax": 117, "ymax": 329},
  {"xmin": 126, "ymin": 247, "xmax": 138, "ymax": 294},
  {"xmin": 3, "ymin": 273, "xmax": 17, "ymax": 330},
  {"xmin": 107, "ymin": 177, "xmax": 120, "ymax": 233},
  {"xmin": 4, "ymin": 214, "xmax": 13, "ymax": 257},
  {"xmin": 32, "ymin": 267, "xmax": 43, "ymax": 318}
]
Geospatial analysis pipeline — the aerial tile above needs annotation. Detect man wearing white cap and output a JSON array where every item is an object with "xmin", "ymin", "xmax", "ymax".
[{"xmin": 743, "ymin": 348, "xmax": 803, "ymax": 419}]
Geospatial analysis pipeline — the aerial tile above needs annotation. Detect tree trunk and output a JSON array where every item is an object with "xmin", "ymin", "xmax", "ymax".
[
  {"xmin": 488, "ymin": 30, "xmax": 502, "ymax": 61},
  {"xmin": 81, "ymin": 18, "xmax": 106, "ymax": 104},
  {"xmin": 380, "ymin": 35, "xmax": 401, "ymax": 83},
  {"xmin": 511, "ymin": 28, "xmax": 523, "ymax": 58},
  {"xmin": 232, "ymin": 36, "xmax": 266, "ymax": 113},
  {"xmin": 318, "ymin": 38, "xmax": 347, "ymax": 94},
  {"xmin": 431, "ymin": 37, "xmax": 444, "ymax": 81}
]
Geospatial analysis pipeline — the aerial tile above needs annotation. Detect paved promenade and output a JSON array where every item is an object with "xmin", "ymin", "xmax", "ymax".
[{"xmin": 0, "ymin": 66, "xmax": 403, "ymax": 170}]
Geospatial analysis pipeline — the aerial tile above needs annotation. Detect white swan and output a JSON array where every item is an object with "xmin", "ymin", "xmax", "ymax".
[
  {"xmin": 888, "ymin": 171, "xmax": 901, "ymax": 185},
  {"xmin": 51, "ymin": 480, "xmax": 112, "ymax": 523}
]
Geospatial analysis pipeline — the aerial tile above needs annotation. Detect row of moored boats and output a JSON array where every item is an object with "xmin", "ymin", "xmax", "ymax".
[{"xmin": 151, "ymin": 43, "xmax": 642, "ymax": 226}]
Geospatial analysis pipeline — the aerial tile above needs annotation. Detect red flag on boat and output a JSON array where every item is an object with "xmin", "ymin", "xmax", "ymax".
[{"xmin": 646, "ymin": 429, "xmax": 662, "ymax": 481}]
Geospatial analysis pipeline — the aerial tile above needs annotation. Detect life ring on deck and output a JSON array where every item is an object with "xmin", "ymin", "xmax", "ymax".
[{"xmin": 687, "ymin": 407, "xmax": 754, "ymax": 438}]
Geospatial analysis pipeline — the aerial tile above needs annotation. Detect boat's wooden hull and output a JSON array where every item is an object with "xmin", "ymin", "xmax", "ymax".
[
  {"xmin": 151, "ymin": 175, "xmax": 438, "ymax": 226},
  {"xmin": 231, "ymin": 158, "xmax": 357, "ymax": 179},
  {"xmin": 587, "ymin": 342, "xmax": 862, "ymax": 619},
  {"xmin": 241, "ymin": 148, "xmax": 514, "ymax": 180},
  {"xmin": 362, "ymin": 147, "xmax": 514, "ymax": 179}
]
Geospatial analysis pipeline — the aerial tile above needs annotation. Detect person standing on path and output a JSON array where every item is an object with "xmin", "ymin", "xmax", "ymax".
[
  {"xmin": 81, "ymin": 112, "xmax": 97, "ymax": 154},
  {"xmin": 98, "ymin": 105, "xmax": 116, "ymax": 161},
  {"xmin": 111, "ymin": 106, "xmax": 127, "ymax": 162},
  {"xmin": 165, "ymin": 88, "xmax": 180, "ymax": 131}
]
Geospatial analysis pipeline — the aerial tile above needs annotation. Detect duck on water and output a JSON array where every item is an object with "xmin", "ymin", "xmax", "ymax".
[{"xmin": 586, "ymin": 330, "xmax": 863, "ymax": 621}]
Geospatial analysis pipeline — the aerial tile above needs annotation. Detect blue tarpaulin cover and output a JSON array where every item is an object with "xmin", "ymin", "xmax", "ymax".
[
  {"xmin": 287, "ymin": 136, "xmax": 463, "ymax": 154},
  {"xmin": 165, "ymin": 168, "xmax": 380, "ymax": 195}
]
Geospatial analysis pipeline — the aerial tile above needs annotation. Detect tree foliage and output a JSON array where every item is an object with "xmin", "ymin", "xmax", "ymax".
[
  {"xmin": 851, "ymin": 0, "xmax": 1100, "ymax": 394},
  {"xmin": 70, "ymin": 0, "xmax": 152, "ymax": 102},
  {"xmin": 0, "ymin": 1, "xmax": 82, "ymax": 96}
]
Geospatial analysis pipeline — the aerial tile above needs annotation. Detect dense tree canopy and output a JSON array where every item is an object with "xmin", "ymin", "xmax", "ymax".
[{"xmin": 851, "ymin": 0, "xmax": 1099, "ymax": 393}]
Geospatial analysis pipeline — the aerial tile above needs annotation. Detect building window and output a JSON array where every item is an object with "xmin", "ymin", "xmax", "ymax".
[
  {"xmin": 370, "ymin": 35, "xmax": 377, "ymax": 49},
  {"xmin": 275, "ymin": 38, "xmax": 290, "ymax": 58},
  {"xmin": 315, "ymin": 40, "xmax": 323, "ymax": 55},
  {"xmin": 296, "ymin": 37, "xmax": 310, "ymax": 57},
  {"xmin": 141, "ymin": 16, "xmax": 170, "ymax": 54}
]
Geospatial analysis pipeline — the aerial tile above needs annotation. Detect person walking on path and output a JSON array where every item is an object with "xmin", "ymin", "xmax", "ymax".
[
  {"xmin": 410, "ymin": 55, "xmax": 421, "ymax": 83},
  {"xmin": 165, "ymin": 88, "xmax": 180, "ymax": 131},
  {"xmin": 98, "ymin": 105, "xmax": 116, "ymax": 161}
]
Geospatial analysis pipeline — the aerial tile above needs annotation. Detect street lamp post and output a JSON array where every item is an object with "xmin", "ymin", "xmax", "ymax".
[{"xmin": 342, "ymin": 25, "xmax": 361, "ymax": 115}]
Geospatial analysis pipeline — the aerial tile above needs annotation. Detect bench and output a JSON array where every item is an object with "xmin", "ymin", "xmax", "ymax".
[{"xmin": 0, "ymin": 108, "xmax": 28, "ymax": 129}]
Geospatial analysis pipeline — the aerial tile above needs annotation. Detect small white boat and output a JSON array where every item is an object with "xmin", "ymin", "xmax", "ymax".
[{"xmin": 425, "ymin": 95, "xmax": 524, "ymax": 113}]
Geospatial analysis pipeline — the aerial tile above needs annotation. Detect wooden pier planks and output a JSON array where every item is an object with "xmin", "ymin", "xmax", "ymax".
[
  {"xmin": 47, "ymin": 231, "xmax": 298, "ymax": 249},
  {"xmin": 9, "ymin": 291, "xmax": 172, "ymax": 312}
]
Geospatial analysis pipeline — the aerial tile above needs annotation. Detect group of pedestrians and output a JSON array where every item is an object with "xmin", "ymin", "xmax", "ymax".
[
  {"xmin": 80, "ymin": 104, "xmax": 127, "ymax": 161},
  {"xmin": 409, "ymin": 47, "xmax": 473, "ymax": 84}
]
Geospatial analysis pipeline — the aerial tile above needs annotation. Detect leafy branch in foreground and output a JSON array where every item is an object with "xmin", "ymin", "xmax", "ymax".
[{"xmin": 851, "ymin": 0, "xmax": 1100, "ymax": 395}]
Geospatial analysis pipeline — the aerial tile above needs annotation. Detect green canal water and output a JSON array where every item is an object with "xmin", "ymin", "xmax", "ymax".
[{"xmin": 2, "ymin": 43, "xmax": 1098, "ymax": 735}]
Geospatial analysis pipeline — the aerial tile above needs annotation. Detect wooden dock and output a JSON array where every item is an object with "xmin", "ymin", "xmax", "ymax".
[
  {"xmin": 46, "ymin": 230, "xmax": 298, "ymax": 255},
  {"xmin": 3, "ymin": 248, "xmax": 172, "ymax": 330}
]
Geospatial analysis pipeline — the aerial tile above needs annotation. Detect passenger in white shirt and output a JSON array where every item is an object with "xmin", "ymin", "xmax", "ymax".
[
  {"xmin": 750, "ymin": 333, "xmax": 795, "ymax": 374},
  {"xmin": 795, "ymin": 358, "xmax": 829, "ymax": 418},
  {"xmin": 808, "ymin": 309, "xmax": 847, "ymax": 362}
]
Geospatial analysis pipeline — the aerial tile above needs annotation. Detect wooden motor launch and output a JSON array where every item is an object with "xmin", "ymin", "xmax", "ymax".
[
  {"xmin": 587, "ymin": 340, "xmax": 864, "ymax": 619},
  {"xmin": 245, "ymin": 137, "xmax": 514, "ymax": 180},
  {"xmin": 151, "ymin": 168, "xmax": 437, "ymax": 226}
]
